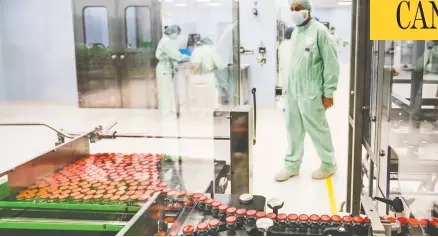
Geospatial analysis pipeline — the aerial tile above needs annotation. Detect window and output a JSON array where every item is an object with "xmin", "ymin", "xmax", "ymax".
[
  {"xmin": 126, "ymin": 6, "xmax": 152, "ymax": 48},
  {"xmin": 83, "ymin": 7, "xmax": 110, "ymax": 48}
]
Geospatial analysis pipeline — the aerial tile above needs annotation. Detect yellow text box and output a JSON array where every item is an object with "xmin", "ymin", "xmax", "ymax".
[{"xmin": 371, "ymin": 0, "xmax": 438, "ymax": 40}]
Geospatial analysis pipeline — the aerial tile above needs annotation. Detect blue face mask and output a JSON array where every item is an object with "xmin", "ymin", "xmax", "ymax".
[{"xmin": 291, "ymin": 10, "xmax": 309, "ymax": 26}]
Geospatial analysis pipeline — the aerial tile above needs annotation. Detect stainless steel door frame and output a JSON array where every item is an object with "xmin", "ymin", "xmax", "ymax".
[
  {"xmin": 72, "ymin": 0, "xmax": 123, "ymax": 108},
  {"xmin": 115, "ymin": 0, "xmax": 161, "ymax": 108}
]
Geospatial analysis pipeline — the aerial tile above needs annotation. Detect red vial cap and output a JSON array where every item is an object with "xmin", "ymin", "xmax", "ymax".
[
  {"xmin": 227, "ymin": 207, "xmax": 237, "ymax": 215},
  {"xmin": 321, "ymin": 215, "xmax": 331, "ymax": 223},
  {"xmin": 299, "ymin": 214, "xmax": 309, "ymax": 222},
  {"xmin": 178, "ymin": 191, "xmax": 186, "ymax": 197},
  {"xmin": 256, "ymin": 211, "xmax": 266, "ymax": 219},
  {"xmin": 205, "ymin": 198, "xmax": 214, "ymax": 205},
  {"xmin": 277, "ymin": 213, "xmax": 287, "ymax": 221},
  {"xmin": 246, "ymin": 210, "xmax": 257, "ymax": 217},
  {"xmin": 267, "ymin": 213, "xmax": 277, "ymax": 220},
  {"xmin": 209, "ymin": 219, "xmax": 220, "ymax": 227},
  {"xmin": 186, "ymin": 192, "xmax": 194, "ymax": 197},
  {"xmin": 167, "ymin": 191, "xmax": 177, "ymax": 197},
  {"xmin": 431, "ymin": 219, "xmax": 438, "ymax": 227},
  {"xmin": 310, "ymin": 214, "xmax": 320, "ymax": 222},
  {"xmin": 154, "ymin": 231, "xmax": 166, "ymax": 236},
  {"xmin": 212, "ymin": 201, "xmax": 222, "ymax": 208},
  {"xmin": 387, "ymin": 217, "xmax": 396, "ymax": 223},
  {"xmin": 162, "ymin": 188, "xmax": 172, "ymax": 193},
  {"xmin": 199, "ymin": 196, "xmax": 207, "ymax": 201},
  {"xmin": 226, "ymin": 216, "xmax": 237, "ymax": 224},
  {"xmin": 364, "ymin": 217, "xmax": 370, "ymax": 223},
  {"xmin": 288, "ymin": 214, "xmax": 299, "ymax": 221},
  {"xmin": 236, "ymin": 208, "xmax": 246, "ymax": 216},
  {"xmin": 168, "ymin": 230, "xmax": 178, "ymax": 236},
  {"xmin": 409, "ymin": 218, "xmax": 419, "ymax": 226},
  {"xmin": 343, "ymin": 216, "xmax": 353, "ymax": 223},
  {"xmin": 219, "ymin": 204, "xmax": 229, "ymax": 212},
  {"xmin": 193, "ymin": 193, "xmax": 203, "ymax": 200},
  {"xmin": 331, "ymin": 215, "xmax": 342, "ymax": 223},
  {"xmin": 419, "ymin": 219, "xmax": 429, "ymax": 227},
  {"xmin": 183, "ymin": 225, "xmax": 195, "ymax": 234},
  {"xmin": 397, "ymin": 217, "xmax": 408, "ymax": 224},
  {"xmin": 197, "ymin": 222, "xmax": 208, "ymax": 231},
  {"xmin": 353, "ymin": 216, "xmax": 364, "ymax": 224}
]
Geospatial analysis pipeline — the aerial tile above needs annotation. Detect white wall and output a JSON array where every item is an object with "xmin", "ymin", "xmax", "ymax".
[
  {"xmin": 240, "ymin": 0, "xmax": 277, "ymax": 108},
  {"xmin": 0, "ymin": 0, "xmax": 78, "ymax": 104},
  {"xmin": 0, "ymin": 3, "xmax": 5, "ymax": 101}
]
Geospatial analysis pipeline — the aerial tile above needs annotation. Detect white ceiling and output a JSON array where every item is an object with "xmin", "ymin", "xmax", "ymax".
[{"xmin": 276, "ymin": 0, "xmax": 352, "ymax": 8}]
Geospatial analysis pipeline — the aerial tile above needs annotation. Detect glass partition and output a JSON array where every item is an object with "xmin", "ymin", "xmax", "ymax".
[
  {"xmin": 0, "ymin": 0, "xmax": 240, "ymax": 234},
  {"xmin": 381, "ymin": 39, "xmax": 438, "ymax": 222}
]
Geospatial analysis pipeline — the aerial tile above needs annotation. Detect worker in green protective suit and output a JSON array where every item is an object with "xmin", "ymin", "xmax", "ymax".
[
  {"xmin": 275, "ymin": 0, "xmax": 339, "ymax": 181},
  {"xmin": 156, "ymin": 25, "xmax": 190, "ymax": 119}
]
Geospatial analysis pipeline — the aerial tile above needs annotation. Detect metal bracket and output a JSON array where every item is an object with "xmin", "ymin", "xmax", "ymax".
[{"xmin": 361, "ymin": 196, "xmax": 386, "ymax": 236}]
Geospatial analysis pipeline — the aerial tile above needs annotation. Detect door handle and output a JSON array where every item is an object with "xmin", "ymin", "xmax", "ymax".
[
  {"xmin": 120, "ymin": 54, "xmax": 126, "ymax": 60},
  {"xmin": 111, "ymin": 55, "xmax": 117, "ymax": 59}
]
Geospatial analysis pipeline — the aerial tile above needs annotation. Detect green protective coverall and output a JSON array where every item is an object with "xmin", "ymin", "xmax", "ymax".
[
  {"xmin": 155, "ymin": 35, "xmax": 190, "ymax": 118},
  {"xmin": 284, "ymin": 19, "xmax": 339, "ymax": 171}
]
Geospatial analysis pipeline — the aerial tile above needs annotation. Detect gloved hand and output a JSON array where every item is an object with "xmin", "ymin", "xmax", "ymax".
[{"xmin": 323, "ymin": 97, "xmax": 334, "ymax": 109}]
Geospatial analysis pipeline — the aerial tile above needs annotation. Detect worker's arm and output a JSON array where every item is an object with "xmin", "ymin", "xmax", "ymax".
[
  {"xmin": 162, "ymin": 39, "xmax": 190, "ymax": 62},
  {"xmin": 318, "ymin": 29, "xmax": 340, "ymax": 98}
]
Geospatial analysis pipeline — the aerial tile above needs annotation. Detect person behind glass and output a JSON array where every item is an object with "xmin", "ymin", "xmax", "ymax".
[
  {"xmin": 191, "ymin": 38, "xmax": 227, "ymax": 110},
  {"xmin": 155, "ymin": 25, "xmax": 190, "ymax": 119}
]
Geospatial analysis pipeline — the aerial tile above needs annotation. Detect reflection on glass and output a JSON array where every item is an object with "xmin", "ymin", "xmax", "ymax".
[
  {"xmin": 83, "ymin": 7, "xmax": 110, "ymax": 48},
  {"xmin": 387, "ymin": 40, "xmax": 438, "ymax": 220},
  {"xmin": 126, "ymin": 6, "xmax": 152, "ymax": 49}
]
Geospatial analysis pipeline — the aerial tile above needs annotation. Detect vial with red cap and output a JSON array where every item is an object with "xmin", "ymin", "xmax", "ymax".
[
  {"xmin": 309, "ymin": 214, "xmax": 321, "ymax": 234},
  {"xmin": 352, "ymin": 216, "xmax": 367, "ymax": 236},
  {"xmin": 204, "ymin": 198, "xmax": 214, "ymax": 214},
  {"xmin": 277, "ymin": 213, "xmax": 288, "ymax": 230},
  {"xmin": 208, "ymin": 219, "xmax": 220, "ymax": 235},
  {"xmin": 182, "ymin": 225, "xmax": 195, "ymax": 236},
  {"xmin": 197, "ymin": 196, "xmax": 207, "ymax": 210},
  {"xmin": 236, "ymin": 208, "xmax": 247, "ymax": 228},
  {"xmin": 211, "ymin": 201, "xmax": 222, "ymax": 218},
  {"xmin": 196, "ymin": 222, "xmax": 209, "ymax": 236},
  {"xmin": 342, "ymin": 215, "xmax": 353, "ymax": 228},
  {"xmin": 227, "ymin": 207, "xmax": 237, "ymax": 217},
  {"xmin": 298, "ymin": 214, "xmax": 310, "ymax": 234},
  {"xmin": 319, "ymin": 215, "xmax": 331, "ymax": 232},
  {"xmin": 267, "ymin": 212, "xmax": 277, "ymax": 225},
  {"xmin": 154, "ymin": 231, "xmax": 166, "ymax": 236},
  {"xmin": 397, "ymin": 216, "xmax": 409, "ymax": 235},
  {"xmin": 226, "ymin": 216, "xmax": 238, "ymax": 235},
  {"xmin": 287, "ymin": 214, "xmax": 299, "ymax": 232},
  {"xmin": 363, "ymin": 216, "xmax": 371, "ymax": 232},
  {"xmin": 218, "ymin": 204, "xmax": 229, "ymax": 221},
  {"xmin": 256, "ymin": 211, "xmax": 266, "ymax": 219},
  {"xmin": 246, "ymin": 210, "xmax": 257, "ymax": 224},
  {"xmin": 419, "ymin": 219, "xmax": 429, "ymax": 235},
  {"xmin": 184, "ymin": 192, "xmax": 194, "ymax": 206},
  {"xmin": 429, "ymin": 218, "xmax": 438, "ymax": 236},
  {"xmin": 408, "ymin": 218, "xmax": 423, "ymax": 236},
  {"xmin": 165, "ymin": 190, "xmax": 178, "ymax": 204},
  {"xmin": 330, "ymin": 215, "xmax": 342, "ymax": 227}
]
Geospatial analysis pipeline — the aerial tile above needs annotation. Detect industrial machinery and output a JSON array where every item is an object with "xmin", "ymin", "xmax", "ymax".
[{"xmin": 346, "ymin": 0, "xmax": 438, "ymax": 236}]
